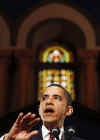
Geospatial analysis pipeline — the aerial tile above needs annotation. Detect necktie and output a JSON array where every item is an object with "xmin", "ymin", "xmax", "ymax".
[{"xmin": 49, "ymin": 132, "xmax": 55, "ymax": 140}]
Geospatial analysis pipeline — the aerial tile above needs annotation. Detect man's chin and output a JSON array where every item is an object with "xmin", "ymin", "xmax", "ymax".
[
  {"xmin": 44, "ymin": 120, "xmax": 56, "ymax": 125},
  {"xmin": 43, "ymin": 117, "xmax": 56, "ymax": 123}
]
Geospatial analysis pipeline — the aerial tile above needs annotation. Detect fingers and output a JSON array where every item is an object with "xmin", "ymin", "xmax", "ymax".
[
  {"xmin": 27, "ymin": 117, "xmax": 40, "ymax": 126},
  {"xmin": 20, "ymin": 113, "xmax": 37, "ymax": 125},
  {"xmin": 13, "ymin": 112, "xmax": 40, "ymax": 133},
  {"xmin": 15, "ymin": 112, "xmax": 24, "ymax": 125},
  {"xmin": 27, "ymin": 117, "xmax": 40, "ymax": 131},
  {"xmin": 6, "ymin": 112, "xmax": 40, "ymax": 140},
  {"xmin": 8, "ymin": 112, "xmax": 24, "ymax": 136},
  {"xmin": 17, "ymin": 112, "xmax": 40, "ymax": 130},
  {"xmin": 21, "ymin": 112, "xmax": 34, "ymax": 122}
]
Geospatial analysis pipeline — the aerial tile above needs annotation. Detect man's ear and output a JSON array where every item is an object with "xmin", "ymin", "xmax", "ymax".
[{"xmin": 66, "ymin": 105, "xmax": 73, "ymax": 116}]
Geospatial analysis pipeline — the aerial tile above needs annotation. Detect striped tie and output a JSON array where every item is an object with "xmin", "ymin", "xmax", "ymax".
[{"xmin": 49, "ymin": 132, "xmax": 55, "ymax": 140}]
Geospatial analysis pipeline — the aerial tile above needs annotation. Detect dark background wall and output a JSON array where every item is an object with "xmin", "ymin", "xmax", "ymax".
[
  {"xmin": 0, "ymin": 1, "xmax": 100, "ymax": 140},
  {"xmin": 0, "ymin": 0, "xmax": 100, "ymax": 23}
]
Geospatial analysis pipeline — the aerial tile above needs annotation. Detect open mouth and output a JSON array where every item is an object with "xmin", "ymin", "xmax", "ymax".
[
  {"xmin": 44, "ymin": 108, "xmax": 55, "ymax": 115},
  {"xmin": 44, "ymin": 108, "xmax": 54, "ymax": 113}
]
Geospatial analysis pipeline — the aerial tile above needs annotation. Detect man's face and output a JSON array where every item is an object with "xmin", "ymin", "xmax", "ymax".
[{"xmin": 39, "ymin": 86, "xmax": 69, "ymax": 128}]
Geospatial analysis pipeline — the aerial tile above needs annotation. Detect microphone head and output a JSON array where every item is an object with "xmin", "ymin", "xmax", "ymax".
[
  {"xmin": 51, "ymin": 128, "xmax": 60, "ymax": 138},
  {"xmin": 67, "ymin": 127, "xmax": 75, "ymax": 135},
  {"xmin": 64, "ymin": 127, "xmax": 75, "ymax": 140}
]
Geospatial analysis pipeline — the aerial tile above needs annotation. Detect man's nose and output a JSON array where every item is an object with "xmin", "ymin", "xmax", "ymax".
[{"xmin": 46, "ymin": 97, "xmax": 54, "ymax": 104}]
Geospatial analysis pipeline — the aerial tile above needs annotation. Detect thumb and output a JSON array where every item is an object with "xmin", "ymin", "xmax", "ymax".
[{"xmin": 26, "ymin": 130, "xmax": 39, "ymax": 139}]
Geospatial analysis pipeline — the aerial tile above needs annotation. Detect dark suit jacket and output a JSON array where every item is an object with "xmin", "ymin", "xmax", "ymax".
[{"xmin": 30, "ymin": 126, "xmax": 85, "ymax": 140}]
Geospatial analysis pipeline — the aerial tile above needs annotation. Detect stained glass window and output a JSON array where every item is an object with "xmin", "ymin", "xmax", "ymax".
[
  {"xmin": 38, "ymin": 44, "xmax": 76, "ymax": 101},
  {"xmin": 38, "ymin": 69, "xmax": 75, "ymax": 100},
  {"xmin": 40, "ymin": 45, "xmax": 74, "ymax": 63}
]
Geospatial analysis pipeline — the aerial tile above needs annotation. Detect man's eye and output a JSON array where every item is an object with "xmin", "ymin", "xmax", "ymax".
[
  {"xmin": 54, "ymin": 95, "xmax": 62, "ymax": 100},
  {"xmin": 41, "ymin": 96, "xmax": 47, "ymax": 101}
]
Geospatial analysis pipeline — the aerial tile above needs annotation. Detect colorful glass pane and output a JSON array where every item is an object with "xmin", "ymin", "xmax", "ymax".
[
  {"xmin": 38, "ymin": 69, "xmax": 75, "ymax": 100},
  {"xmin": 40, "ymin": 45, "xmax": 74, "ymax": 63}
]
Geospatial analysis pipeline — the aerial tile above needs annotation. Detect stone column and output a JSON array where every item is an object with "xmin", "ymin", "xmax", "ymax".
[
  {"xmin": 0, "ymin": 49, "xmax": 12, "ymax": 117},
  {"xmin": 15, "ymin": 49, "xmax": 34, "ymax": 110},
  {"xmin": 78, "ymin": 50, "xmax": 98, "ymax": 110}
]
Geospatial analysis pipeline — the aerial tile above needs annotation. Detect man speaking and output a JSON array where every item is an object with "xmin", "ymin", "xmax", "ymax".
[{"xmin": 1, "ymin": 84, "xmax": 85, "ymax": 140}]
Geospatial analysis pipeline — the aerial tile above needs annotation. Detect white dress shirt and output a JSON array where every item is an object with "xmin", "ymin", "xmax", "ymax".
[{"xmin": 42, "ymin": 125, "xmax": 64, "ymax": 140}]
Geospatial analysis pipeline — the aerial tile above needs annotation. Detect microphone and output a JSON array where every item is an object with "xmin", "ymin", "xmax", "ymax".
[
  {"xmin": 51, "ymin": 128, "xmax": 60, "ymax": 140},
  {"xmin": 64, "ymin": 127, "xmax": 76, "ymax": 140},
  {"xmin": 67, "ymin": 127, "xmax": 75, "ymax": 135}
]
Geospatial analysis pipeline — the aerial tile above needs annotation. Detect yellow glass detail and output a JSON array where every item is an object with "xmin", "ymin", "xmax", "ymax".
[{"xmin": 41, "ymin": 45, "xmax": 74, "ymax": 63}]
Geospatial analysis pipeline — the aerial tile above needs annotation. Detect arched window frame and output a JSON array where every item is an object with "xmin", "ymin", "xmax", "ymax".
[{"xmin": 36, "ymin": 42, "xmax": 77, "ymax": 101}]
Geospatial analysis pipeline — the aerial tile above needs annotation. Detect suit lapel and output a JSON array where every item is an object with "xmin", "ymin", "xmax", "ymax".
[{"xmin": 30, "ymin": 126, "xmax": 43, "ymax": 140}]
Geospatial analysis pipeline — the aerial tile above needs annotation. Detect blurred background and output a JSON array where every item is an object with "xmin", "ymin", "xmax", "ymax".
[{"xmin": 0, "ymin": 0, "xmax": 100, "ymax": 140}]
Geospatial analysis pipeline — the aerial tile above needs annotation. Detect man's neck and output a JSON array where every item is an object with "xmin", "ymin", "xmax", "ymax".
[{"xmin": 43, "ymin": 122, "xmax": 63, "ymax": 130}]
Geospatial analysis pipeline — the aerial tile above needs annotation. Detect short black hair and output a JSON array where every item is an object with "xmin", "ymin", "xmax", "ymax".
[{"xmin": 48, "ymin": 83, "xmax": 72, "ymax": 106}]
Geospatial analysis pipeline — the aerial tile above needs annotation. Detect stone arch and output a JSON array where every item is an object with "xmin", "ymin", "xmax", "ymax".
[
  {"xmin": 16, "ymin": 2, "xmax": 96, "ymax": 49},
  {"xmin": 0, "ymin": 16, "xmax": 11, "ymax": 48}
]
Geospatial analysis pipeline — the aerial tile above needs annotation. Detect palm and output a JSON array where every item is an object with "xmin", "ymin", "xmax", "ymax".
[
  {"xmin": 13, "ymin": 130, "xmax": 33, "ymax": 140},
  {"xmin": 7, "ymin": 112, "xmax": 40, "ymax": 140}
]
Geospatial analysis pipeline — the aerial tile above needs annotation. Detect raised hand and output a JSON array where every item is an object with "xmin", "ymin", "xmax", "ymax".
[{"xmin": 4, "ymin": 112, "xmax": 40, "ymax": 140}]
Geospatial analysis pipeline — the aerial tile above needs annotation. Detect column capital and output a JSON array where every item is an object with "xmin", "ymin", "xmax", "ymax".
[
  {"xmin": 78, "ymin": 49, "xmax": 99, "ymax": 64},
  {"xmin": 0, "ymin": 49, "xmax": 12, "ymax": 64},
  {"xmin": 14, "ymin": 48, "xmax": 34, "ymax": 64}
]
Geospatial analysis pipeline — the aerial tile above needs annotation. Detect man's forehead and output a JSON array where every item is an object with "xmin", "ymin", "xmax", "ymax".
[{"xmin": 42, "ymin": 86, "xmax": 65, "ymax": 95}]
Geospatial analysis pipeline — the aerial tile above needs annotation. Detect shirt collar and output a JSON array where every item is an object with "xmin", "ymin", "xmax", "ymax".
[
  {"xmin": 42, "ymin": 125, "xmax": 50, "ymax": 139},
  {"xmin": 42, "ymin": 125, "xmax": 64, "ymax": 140}
]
